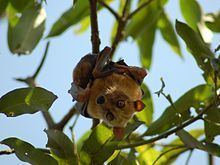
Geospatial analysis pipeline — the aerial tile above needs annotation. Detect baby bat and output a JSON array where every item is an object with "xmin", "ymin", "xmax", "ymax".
[{"xmin": 69, "ymin": 46, "xmax": 147, "ymax": 139}]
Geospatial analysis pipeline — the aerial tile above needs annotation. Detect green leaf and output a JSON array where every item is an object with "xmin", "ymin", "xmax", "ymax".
[
  {"xmin": 9, "ymin": 0, "xmax": 35, "ymax": 12},
  {"xmin": 125, "ymin": 0, "xmax": 162, "ymax": 39},
  {"xmin": 1, "ymin": 137, "xmax": 57, "ymax": 165},
  {"xmin": 8, "ymin": 5, "xmax": 46, "ymax": 54},
  {"xmin": 204, "ymin": 106, "xmax": 220, "ymax": 142},
  {"xmin": 0, "ymin": 87, "xmax": 57, "ymax": 117},
  {"xmin": 176, "ymin": 130, "xmax": 204, "ymax": 149},
  {"xmin": 108, "ymin": 152, "xmax": 130, "ymax": 165},
  {"xmin": 175, "ymin": 20, "xmax": 217, "ymax": 85},
  {"xmin": 47, "ymin": 0, "xmax": 111, "ymax": 38},
  {"xmin": 79, "ymin": 124, "xmax": 117, "ymax": 164},
  {"xmin": 137, "ymin": 21, "xmax": 156, "ymax": 69},
  {"xmin": 205, "ymin": 12, "xmax": 220, "ymax": 32},
  {"xmin": 77, "ymin": 130, "xmax": 92, "ymax": 151},
  {"xmin": 179, "ymin": 0, "xmax": 202, "ymax": 30},
  {"xmin": 136, "ymin": 84, "xmax": 154, "ymax": 125},
  {"xmin": 45, "ymin": 129, "xmax": 79, "ymax": 165},
  {"xmin": 177, "ymin": 130, "xmax": 220, "ymax": 157},
  {"xmin": 145, "ymin": 84, "xmax": 213, "ymax": 136},
  {"xmin": 158, "ymin": 11, "xmax": 182, "ymax": 57},
  {"xmin": 162, "ymin": 129, "xmax": 204, "ymax": 164},
  {"xmin": 137, "ymin": 147, "xmax": 167, "ymax": 165}
]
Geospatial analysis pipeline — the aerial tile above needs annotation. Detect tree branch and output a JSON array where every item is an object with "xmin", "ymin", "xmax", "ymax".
[
  {"xmin": 97, "ymin": 0, "xmax": 120, "ymax": 20},
  {"xmin": 89, "ymin": 0, "xmax": 100, "ymax": 54},
  {"xmin": 127, "ymin": 0, "xmax": 154, "ymax": 20},
  {"xmin": 54, "ymin": 106, "xmax": 78, "ymax": 130},
  {"xmin": 117, "ymin": 102, "xmax": 216, "ymax": 149}
]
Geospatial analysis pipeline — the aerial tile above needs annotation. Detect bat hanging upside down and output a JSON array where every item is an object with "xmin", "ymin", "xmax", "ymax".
[{"xmin": 68, "ymin": 46, "xmax": 147, "ymax": 139}]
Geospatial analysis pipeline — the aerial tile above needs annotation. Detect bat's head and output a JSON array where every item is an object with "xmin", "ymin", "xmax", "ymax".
[{"xmin": 95, "ymin": 87, "xmax": 145, "ymax": 127}]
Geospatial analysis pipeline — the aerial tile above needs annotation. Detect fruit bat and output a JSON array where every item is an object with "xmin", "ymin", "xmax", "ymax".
[{"xmin": 68, "ymin": 46, "xmax": 147, "ymax": 139}]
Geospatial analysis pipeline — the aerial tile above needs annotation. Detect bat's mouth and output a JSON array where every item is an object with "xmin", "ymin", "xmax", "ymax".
[{"xmin": 106, "ymin": 112, "xmax": 115, "ymax": 121}]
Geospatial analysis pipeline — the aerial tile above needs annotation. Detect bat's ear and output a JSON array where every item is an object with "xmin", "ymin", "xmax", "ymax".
[
  {"xmin": 129, "ymin": 67, "xmax": 147, "ymax": 85},
  {"xmin": 134, "ymin": 100, "xmax": 145, "ymax": 112}
]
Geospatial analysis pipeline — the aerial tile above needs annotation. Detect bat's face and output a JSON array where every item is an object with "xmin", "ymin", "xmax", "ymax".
[{"xmin": 87, "ymin": 73, "xmax": 145, "ymax": 128}]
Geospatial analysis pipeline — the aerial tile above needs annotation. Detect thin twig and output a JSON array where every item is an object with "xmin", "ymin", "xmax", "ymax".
[
  {"xmin": 152, "ymin": 146, "xmax": 186, "ymax": 165},
  {"xmin": 97, "ymin": 0, "xmax": 120, "ymax": 20},
  {"xmin": 122, "ymin": 0, "xmax": 130, "ymax": 17},
  {"xmin": 127, "ymin": 0, "xmax": 154, "ymax": 20},
  {"xmin": 116, "ymin": 102, "xmax": 215, "ymax": 149},
  {"xmin": 14, "ymin": 42, "xmax": 55, "ymax": 129},
  {"xmin": 89, "ymin": 0, "xmax": 100, "ymax": 54},
  {"xmin": 32, "ymin": 42, "xmax": 50, "ymax": 79},
  {"xmin": 55, "ymin": 106, "xmax": 77, "ymax": 130},
  {"xmin": 185, "ymin": 149, "xmax": 193, "ymax": 165}
]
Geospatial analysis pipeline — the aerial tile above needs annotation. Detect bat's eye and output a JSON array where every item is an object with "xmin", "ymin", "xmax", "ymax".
[
  {"xmin": 96, "ymin": 95, "xmax": 105, "ymax": 104},
  {"xmin": 116, "ymin": 100, "xmax": 125, "ymax": 108}
]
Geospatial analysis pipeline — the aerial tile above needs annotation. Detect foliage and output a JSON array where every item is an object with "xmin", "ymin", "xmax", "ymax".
[{"xmin": 0, "ymin": 0, "xmax": 219, "ymax": 164}]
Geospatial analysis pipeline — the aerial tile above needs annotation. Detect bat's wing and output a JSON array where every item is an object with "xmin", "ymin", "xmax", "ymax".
[{"xmin": 75, "ymin": 102, "xmax": 91, "ymax": 118}]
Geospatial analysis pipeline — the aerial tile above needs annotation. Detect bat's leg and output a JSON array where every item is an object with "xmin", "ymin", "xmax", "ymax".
[
  {"xmin": 68, "ymin": 82, "xmax": 90, "ymax": 102},
  {"xmin": 92, "ymin": 46, "xmax": 111, "ymax": 78}
]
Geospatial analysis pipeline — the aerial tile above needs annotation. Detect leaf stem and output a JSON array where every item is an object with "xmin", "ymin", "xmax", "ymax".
[
  {"xmin": 97, "ymin": 0, "xmax": 120, "ymax": 20},
  {"xmin": 127, "ymin": 0, "xmax": 154, "ymax": 20},
  {"xmin": 32, "ymin": 42, "xmax": 50, "ymax": 79}
]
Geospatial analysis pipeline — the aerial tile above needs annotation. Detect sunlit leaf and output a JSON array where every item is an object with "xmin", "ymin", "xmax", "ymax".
[
  {"xmin": 0, "ymin": 87, "xmax": 57, "ymax": 117},
  {"xmin": 45, "ymin": 129, "xmax": 79, "ymax": 165},
  {"xmin": 79, "ymin": 124, "xmax": 118, "ymax": 164},
  {"xmin": 74, "ymin": 16, "xmax": 90, "ymax": 34},
  {"xmin": 205, "ymin": 12, "xmax": 220, "ymax": 33},
  {"xmin": 137, "ymin": 22, "xmax": 156, "ymax": 69},
  {"xmin": 8, "ymin": 5, "xmax": 46, "ymax": 54},
  {"xmin": 158, "ymin": 11, "xmax": 182, "ymax": 57},
  {"xmin": 176, "ymin": 20, "xmax": 218, "ymax": 85},
  {"xmin": 179, "ymin": 0, "xmax": 201, "ymax": 30},
  {"xmin": 1, "ymin": 137, "xmax": 57, "ymax": 165},
  {"xmin": 145, "ymin": 84, "xmax": 213, "ymax": 136},
  {"xmin": 136, "ymin": 84, "xmax": 154, "ymax": 125},
  {"xmin": 137, "ymin": 147, "xmax": 167, "ymax": 165},
  {"xmin": 108, "ymin": 152, "xmax": 130, "ymax": 164},
  {"xmin": 77, "ymin": 130, "xmax": 92, "ymax": 151}
]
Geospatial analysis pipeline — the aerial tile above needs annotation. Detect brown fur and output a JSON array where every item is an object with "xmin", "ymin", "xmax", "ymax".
[{"xmin": 87, "ymin": 73, "xmax": 142, "ymax": 127}]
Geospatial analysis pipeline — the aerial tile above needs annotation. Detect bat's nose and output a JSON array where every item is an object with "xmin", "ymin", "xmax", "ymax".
[{"xmin": 106, "ymin": 112, "xmax": 114, "ymax": 121}]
